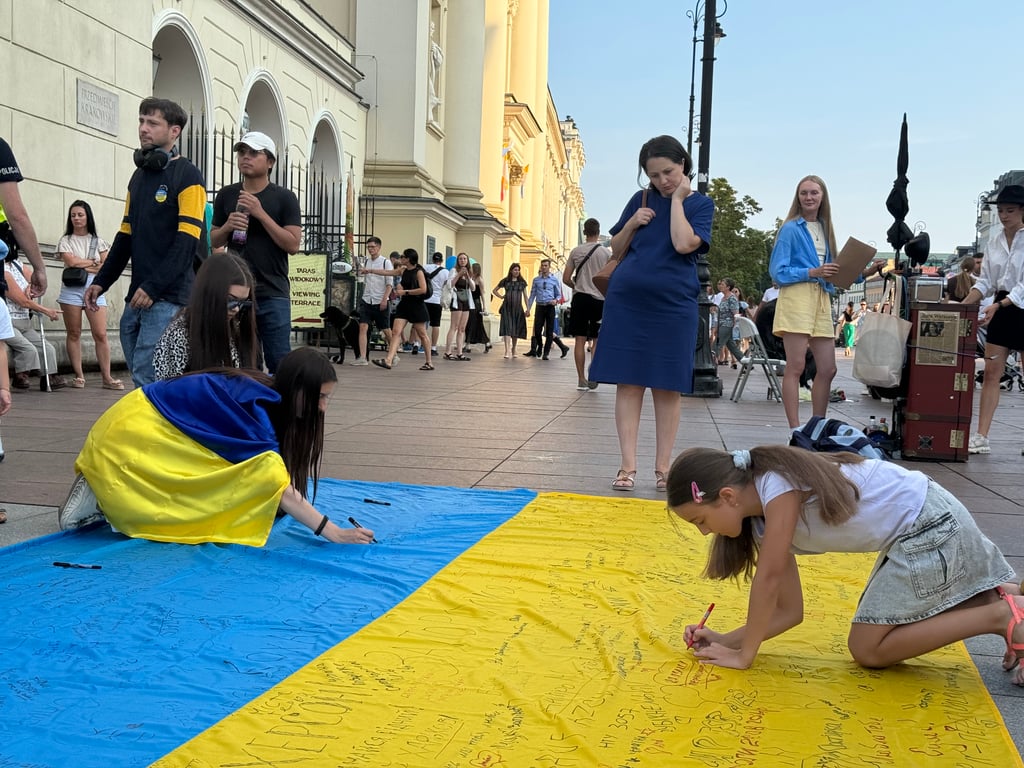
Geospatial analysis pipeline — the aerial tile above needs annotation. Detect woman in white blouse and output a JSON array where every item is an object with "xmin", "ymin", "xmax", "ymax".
[
  {"xmin": 56, "ymin": 200, "xmax": 122, "ymax": 389},
  {"xmin": 961, "ymin": 185, "xmax": 1024, "ymax": 455}
]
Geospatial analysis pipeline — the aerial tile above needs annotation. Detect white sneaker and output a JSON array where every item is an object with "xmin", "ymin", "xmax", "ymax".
[
  {"xmin": 576, "ymin": 381, "xmax": 589, "ymax": 391},
  {"xmin": 350, "ymin": 358, "xmax": 368, "ymax": 366},
  {"xmin": 58, "ymin": 473, "xmax": 104, "ymax": 530},
  {"xmin": 968, "ymin": 434, "xmax": 990, "ymax": 454}
]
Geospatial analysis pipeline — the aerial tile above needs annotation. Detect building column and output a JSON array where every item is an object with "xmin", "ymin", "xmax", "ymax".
[
  {"xmin": 528, "ymin": 0, "xmax": 550, "ymax": 248},
  {"xmin": 442, "ymin": 0, "xmax": 486, "ymax": 212},
  {"xmin": 480, "ymin": 0, "xmax": 510, "ymax": 220}
]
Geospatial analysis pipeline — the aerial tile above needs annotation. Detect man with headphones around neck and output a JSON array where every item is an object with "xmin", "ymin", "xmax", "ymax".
[{"xmin": 86, "ymin": 97, "xmax": 206, "ymax": 387}]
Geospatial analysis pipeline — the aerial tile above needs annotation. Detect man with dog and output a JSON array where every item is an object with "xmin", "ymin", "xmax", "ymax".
[{"xmin": 351, "ymin": 236, "xmax": 392, "ymax": 365}]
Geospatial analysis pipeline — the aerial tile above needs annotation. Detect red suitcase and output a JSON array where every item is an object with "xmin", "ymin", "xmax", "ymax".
[{"xmin": 898, "ymin": 302, "xmax": 977, "ymax": 462}]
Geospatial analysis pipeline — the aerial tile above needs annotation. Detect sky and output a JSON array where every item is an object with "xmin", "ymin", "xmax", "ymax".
[{"xmin": 547, "ymin": 0, "xmax": 1023, "ymax": 257}]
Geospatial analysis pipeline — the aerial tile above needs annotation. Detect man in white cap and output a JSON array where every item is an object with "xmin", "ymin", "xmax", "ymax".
[{"xmin": 211, "ymin": 131, "xmax": 302, "ymax": 373}]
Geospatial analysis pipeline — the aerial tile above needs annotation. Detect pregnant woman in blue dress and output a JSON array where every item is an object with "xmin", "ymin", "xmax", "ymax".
[{"xmin": 588, "ymin": 135, "xmax": 714, "ymax": 492}]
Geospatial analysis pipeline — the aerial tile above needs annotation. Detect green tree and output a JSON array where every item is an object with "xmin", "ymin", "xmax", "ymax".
[{"xmin": 705, "ymin": 177, "xmax": 775, "ymax": 299}]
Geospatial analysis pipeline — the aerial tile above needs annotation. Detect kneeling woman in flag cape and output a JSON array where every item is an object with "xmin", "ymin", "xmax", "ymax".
[{"xmin": 60, "ymin": 347, "xmax": 373, "ymax": 546}]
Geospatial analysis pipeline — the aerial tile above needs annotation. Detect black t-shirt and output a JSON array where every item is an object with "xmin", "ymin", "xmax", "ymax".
[
  {"xmin": 212, "ymin": 182, "xmax": 301, "ymax": 300},
  {"xmin": 0, "ymin": 138, "xmax": 24, "ymax": 184},
  {"xmin": 400, "ymin": 266, "xmax": 427, "ymax": 302}
]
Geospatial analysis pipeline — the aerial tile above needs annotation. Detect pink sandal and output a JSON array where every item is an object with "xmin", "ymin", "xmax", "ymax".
[{"xmin": 996, "ymin": 586, "xmax": 1024, "ymax": 683}]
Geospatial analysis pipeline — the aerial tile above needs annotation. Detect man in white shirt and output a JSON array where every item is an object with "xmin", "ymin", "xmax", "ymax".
[
  {"xmin": 352, "ymin": 236, "xmax": 392, "ymax": 365},
  {"xmin": 422, "ymin": 252, "xmax": 449, "ymax": 356}
]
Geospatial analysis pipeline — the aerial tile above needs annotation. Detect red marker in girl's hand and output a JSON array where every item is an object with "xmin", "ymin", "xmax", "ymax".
[{"xmin": 686, "ymin": 602, "xmax": 715, "ymax": 649}]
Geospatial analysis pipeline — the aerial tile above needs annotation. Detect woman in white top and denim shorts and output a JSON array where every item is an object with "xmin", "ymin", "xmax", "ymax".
[{"xmin": 56, "ymin": 200, "xmax": 122, "ymax": 389}]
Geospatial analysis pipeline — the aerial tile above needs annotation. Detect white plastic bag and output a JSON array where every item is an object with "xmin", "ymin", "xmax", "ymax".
[{"xmin": 853, "ymin": 310, "xmax": 912, "ymax": 388}]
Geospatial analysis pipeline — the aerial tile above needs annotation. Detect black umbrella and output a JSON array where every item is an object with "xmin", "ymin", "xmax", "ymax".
[{"xmin": 885, "ymin": 113, "xmax": 913, "ymax": 259}]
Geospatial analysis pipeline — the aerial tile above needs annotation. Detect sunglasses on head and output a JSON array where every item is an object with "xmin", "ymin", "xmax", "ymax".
[{"xmin": 227, "ymin": 298, "xmax": 253, "ymax": 311}]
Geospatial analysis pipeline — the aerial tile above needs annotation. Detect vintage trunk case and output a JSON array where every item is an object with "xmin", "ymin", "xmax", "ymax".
[{"xmin": 898, "ymin": 302, "xmax": 977, "ymax": 462}]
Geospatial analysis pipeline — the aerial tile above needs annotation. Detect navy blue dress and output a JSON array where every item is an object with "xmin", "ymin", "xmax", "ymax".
[{"xmin": 588, "ymin": 189, "xmax": 714, "ymax": 392}]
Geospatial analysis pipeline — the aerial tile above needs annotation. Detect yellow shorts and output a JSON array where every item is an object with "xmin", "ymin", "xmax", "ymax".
[{"xmin": 773, "ymin": 282, "xmax": 834, "ymax": 338}]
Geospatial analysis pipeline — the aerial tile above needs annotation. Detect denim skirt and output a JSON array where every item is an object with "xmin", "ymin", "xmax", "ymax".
[{"xmin": 853, "ymin": 481, "xmax": 1017, "ymax": 625}]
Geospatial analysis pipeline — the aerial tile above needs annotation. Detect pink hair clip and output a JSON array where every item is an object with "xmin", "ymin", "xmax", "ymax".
[{"xmin": 691, "ymin": 481, "xmax": 705, "ymax": 504}]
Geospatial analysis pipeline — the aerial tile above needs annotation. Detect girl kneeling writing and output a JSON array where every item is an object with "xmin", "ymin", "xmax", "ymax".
[{"xmin": 667, "ymin": 445, "xmax": 1023, "ymax": 684}]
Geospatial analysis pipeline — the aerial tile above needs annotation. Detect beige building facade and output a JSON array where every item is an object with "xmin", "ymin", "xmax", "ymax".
[
  {"xmin": 1, "ymin": 0, "xmax": 583, "ymax": 364},
  {"xmin": 354, "ymin": 0, "xmax": 585, "ymax": 320}
]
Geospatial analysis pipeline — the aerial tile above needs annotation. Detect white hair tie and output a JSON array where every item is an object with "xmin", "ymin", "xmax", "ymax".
[{"xmin": 732, "ymin": 450, "xmax": 751, "ymax": 470}]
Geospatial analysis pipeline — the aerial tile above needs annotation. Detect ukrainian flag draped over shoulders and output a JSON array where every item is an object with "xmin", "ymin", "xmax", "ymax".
[{"xmin": 75, "ymin": 374, "xmax": 291, "ymax": 546}]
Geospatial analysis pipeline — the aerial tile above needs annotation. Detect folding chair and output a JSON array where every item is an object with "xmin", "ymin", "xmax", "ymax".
[{"xmin": 730, "ymin": 316, "xmax": 784, "ymax": 402}]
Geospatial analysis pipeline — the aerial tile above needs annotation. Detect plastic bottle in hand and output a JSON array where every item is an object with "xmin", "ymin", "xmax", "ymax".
[{"xmin": 231, "ymin": 203, "xmax": 249, "ymax": 248}]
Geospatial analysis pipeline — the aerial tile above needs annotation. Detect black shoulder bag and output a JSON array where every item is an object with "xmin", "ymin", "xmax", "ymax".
[{"xmin": 61, "ymin": 236, "xmax": 97, "ymax": 287}]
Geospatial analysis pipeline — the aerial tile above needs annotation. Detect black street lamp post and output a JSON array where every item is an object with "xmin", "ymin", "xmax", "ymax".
[
  {"xmin": 686, "ymin": 4, "xmax": 725, "ymax": 161},
  {"xmin": 687, "ymin": 0, "xmax": 726, "ymax": 397}
]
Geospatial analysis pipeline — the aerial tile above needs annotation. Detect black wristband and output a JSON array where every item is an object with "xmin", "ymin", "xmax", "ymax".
[{"xmin": 314, "ymin": 515, "xmax": 329, "ymax": 536}]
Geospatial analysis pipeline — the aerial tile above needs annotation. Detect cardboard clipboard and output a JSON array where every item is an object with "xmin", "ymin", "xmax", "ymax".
[{"xmin": 832, "ymin": 237, "xmax": 877, "ymax": 289}]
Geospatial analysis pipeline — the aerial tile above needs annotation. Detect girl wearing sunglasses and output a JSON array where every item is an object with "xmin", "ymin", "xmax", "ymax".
[{"xmin": 153, "ymin": 252, "xmax": 259, "ymax": 379}]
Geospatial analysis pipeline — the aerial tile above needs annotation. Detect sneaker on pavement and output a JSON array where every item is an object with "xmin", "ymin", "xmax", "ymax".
[
  {"xmin": 968, "ymin": 434, "xmax": 990, "ymax": 454},
  {"xmin": 431, "ymin": 347, "xmax": 438, "ymax": 356},
  {"xmin": 350, "ymin": 357, "xmax": 368, "ymax": 366},
  {"xmin": 402, "ymin": 343, "xmax": 413, "ymax": 352},
  {"xmin": 576, "ymin": 380, "xmax": 589, "ymax": 391},
  {"xmin": 58, "ymin": 473, "xmax": 104, "ymax": 530},
  {"xmin": 412, "ymin": 346, "xmax": 420, "ymax": 355},
  {"xmin": 587, "ymin": 380, "xmax": 599, "ymax": 390}
]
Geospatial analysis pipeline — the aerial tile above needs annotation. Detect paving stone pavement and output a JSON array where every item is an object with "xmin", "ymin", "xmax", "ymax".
[{"xmin": 1, "ymin": 342, "xmax": 1020, "ymax": 754}]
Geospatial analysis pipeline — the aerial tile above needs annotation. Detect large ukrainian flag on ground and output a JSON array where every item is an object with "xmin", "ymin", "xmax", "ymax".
[{"xmin": 1, "ymin": 484, "xmax": 1020, "ymax": 767}]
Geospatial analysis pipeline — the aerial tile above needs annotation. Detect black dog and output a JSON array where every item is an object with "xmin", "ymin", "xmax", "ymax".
[
  {"xmin": 320, "ymin": 306, "xmax": 363, "ymax": 365},
  {"xmin": 754, "ymin": 300, "xmax": 817, "ymax": 388}
]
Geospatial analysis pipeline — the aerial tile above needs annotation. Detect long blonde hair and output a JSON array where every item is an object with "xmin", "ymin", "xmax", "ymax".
[
  {"xmin": 667, "ymin": 445, "xmax": 863, "ymax": 581},
  {"xmin": 783, "ymin": 175, "xmax": 838, "ymax": 259}
]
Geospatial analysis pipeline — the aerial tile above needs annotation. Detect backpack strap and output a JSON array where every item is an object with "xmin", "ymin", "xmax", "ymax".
[{"xmin": 572, "ymin": 244, "xmax": 602, "ymax": 284}]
